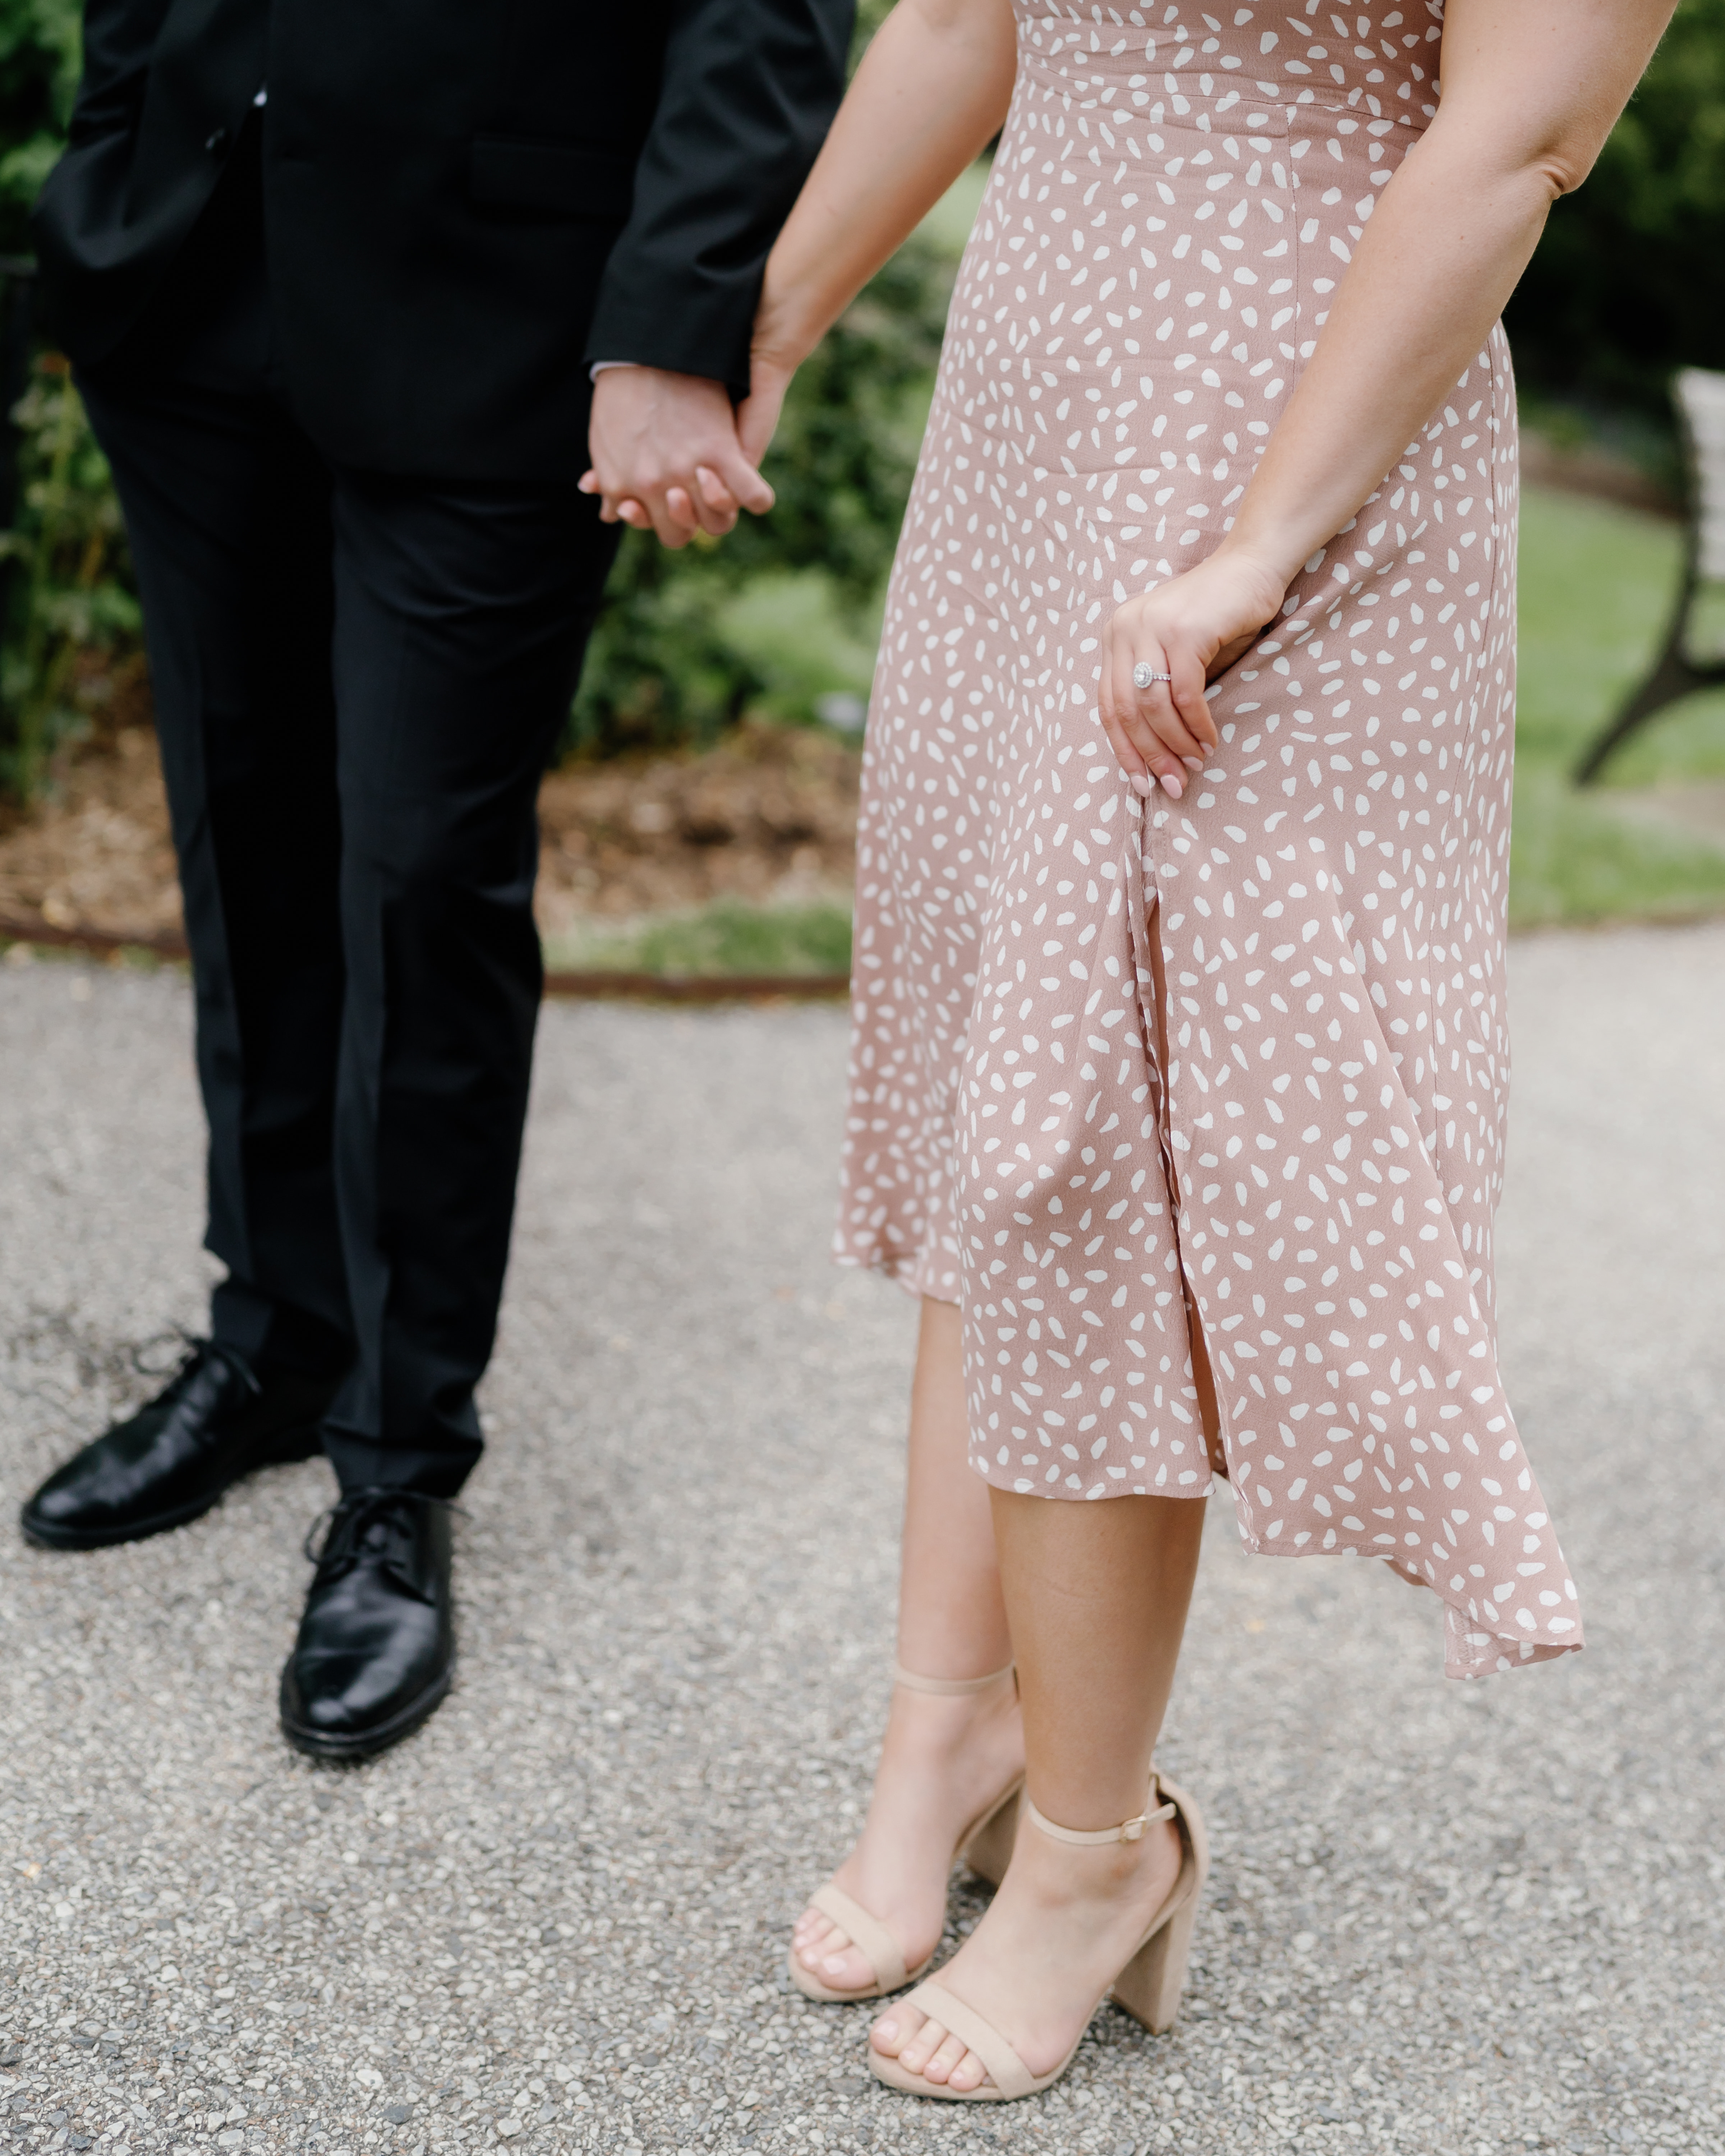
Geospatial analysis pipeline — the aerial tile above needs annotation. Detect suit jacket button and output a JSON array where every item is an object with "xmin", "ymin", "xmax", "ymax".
[{"xmin": 205, "ymin": 127, "xmax": 230, "ymax": 153}]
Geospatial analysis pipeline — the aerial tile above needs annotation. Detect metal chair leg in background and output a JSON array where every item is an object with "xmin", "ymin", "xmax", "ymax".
[{"xmin": 1574, "ymin": 365, "xmax": 1725, "ymax": 786}]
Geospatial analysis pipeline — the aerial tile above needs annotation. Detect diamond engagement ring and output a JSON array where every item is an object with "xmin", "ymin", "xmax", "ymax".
[{"xmin": 1132, "ymin": 662, "xmax": 1172, "ymax": 689}]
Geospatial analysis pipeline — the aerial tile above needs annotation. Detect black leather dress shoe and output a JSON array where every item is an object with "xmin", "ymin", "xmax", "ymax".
[
  {"xmin": 21, "ymin": 1341, "xmax": 336, "ymax": 1551},
  {"xmin": 279, "ymin": 1488, "xmax": 457, "ymax": 1761}
]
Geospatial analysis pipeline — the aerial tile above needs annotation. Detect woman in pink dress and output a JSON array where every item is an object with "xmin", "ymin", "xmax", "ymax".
[{"xmin": 657, "ymin": 0, "xmax": 1671, "ymax": 2105}]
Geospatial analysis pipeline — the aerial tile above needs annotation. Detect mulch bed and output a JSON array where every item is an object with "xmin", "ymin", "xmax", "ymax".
[{"xmin": 0, "ymin": 709, "xmax": 861, "ymax": 958}]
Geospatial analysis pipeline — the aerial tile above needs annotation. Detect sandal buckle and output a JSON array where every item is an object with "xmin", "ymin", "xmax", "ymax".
[{"xmin": 1121, "ymin": 1814, "xmax": 1147, "ymax": 1842}]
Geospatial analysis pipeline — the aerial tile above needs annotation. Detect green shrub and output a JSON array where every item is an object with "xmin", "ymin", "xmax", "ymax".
[
  {"xmin": 562, "ymin": 0, "xmax": 944, "ymax": 755},
  {"xmin": 567, "ymin": 238, "xmax": 950, "ymax": 756},
  {"xmin": 0, "ymin": 0, "xmax": 79, "ymax": 257},
  {"xmin": 8, "ymin": 0, "xmax": 1719, "ymax": 798},
  {"xmin": 1504, "ymin": 0, "xmax": 1725, "ymax": 418},
  {"xmin": 0, "ymin": 0, "xmax": 948, "ymax": 792},
  {"xmin": 0, "ymin": 353, "xmax": 140, "ymax": 797}
]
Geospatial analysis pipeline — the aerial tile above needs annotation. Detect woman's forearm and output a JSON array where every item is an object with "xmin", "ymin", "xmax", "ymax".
[
  {"xmin": 754, "ymin": 0, "xmax": 1017, "ymax": 369},
  {"xmin": 1218, "ymin": 134, "xmax": 1555, "ymax": 589},
  {"xmin": 1216, "ymin": 0, "xmax": 1676, "ymax": 593}
]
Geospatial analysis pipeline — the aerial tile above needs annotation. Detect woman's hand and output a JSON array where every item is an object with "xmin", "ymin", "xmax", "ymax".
[
  {"xmin": 735, "ymin": 338, "xmax": 799, "ymax": 477},
  {"xmin": 1099, "ymin": 546, "xmax": 1288, "ymax": 801},
  {"xmin": 579, "ymin": 367, "xmax": 776, "ymax": 546},
  {"xmin": 577, "ymin": 303, "xmax": 807, "ymax": 544}
]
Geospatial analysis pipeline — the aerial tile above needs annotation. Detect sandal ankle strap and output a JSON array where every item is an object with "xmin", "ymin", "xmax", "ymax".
[
  {"xmin": 891, "ymin": 1658, "xmax": 1016, "ymax": 1697},
  {"xmin": 1026, "ymin": 1772, "xmax": 1176, "ymax": 1846}
]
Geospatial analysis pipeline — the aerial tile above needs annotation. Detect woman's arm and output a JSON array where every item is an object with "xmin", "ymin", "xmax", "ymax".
[
  {"xmin": 1101, "ymin": 0, "xmax": 1678, "ymax": 800},
  {"xmin": 583, "ymin": 0, "xmax": 1014, "ymax": 534},
  {"xmin": 736, "ymin": 0, "xmax": 1018, "ymax": 462}
]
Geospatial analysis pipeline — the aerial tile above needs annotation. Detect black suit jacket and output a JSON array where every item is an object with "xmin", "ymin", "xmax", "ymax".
[{"xmin": 32, "ymin": 0, "xmax": 852, "ymax": 482}]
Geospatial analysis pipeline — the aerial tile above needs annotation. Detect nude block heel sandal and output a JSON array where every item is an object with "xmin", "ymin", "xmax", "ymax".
[
  {"xmin": 787, "ymin": 1661, "xmax": 1025, "ymax": 2004},
  {"xmin": 868, "ymin": 1770, "xmax": 1208, "ymax": 2100}
]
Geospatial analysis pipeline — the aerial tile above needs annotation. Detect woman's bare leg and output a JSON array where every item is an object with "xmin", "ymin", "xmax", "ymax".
[
  {"xmin": 870, "ymin": 1484, "xmax": 1207, "ymax": 2088},
  {"xmin": 896, "ymin": 1297, "xmax": 1013, "ymax": 1671},
  {"xmin": 791, "ymin": 1297, "xmax": 1025, "ymax": 1992}
]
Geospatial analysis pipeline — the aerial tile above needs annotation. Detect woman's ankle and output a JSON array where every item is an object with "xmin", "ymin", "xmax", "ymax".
[
  {"xmin": 877, "ymin": 1682, "xmax": 1021, "ymax": 1779},
  {"xmin": 1009, "ymin": 1810, "xmax": 1182, "ymax": 1907}
]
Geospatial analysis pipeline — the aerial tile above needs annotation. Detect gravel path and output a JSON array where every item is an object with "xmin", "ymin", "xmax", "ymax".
[{"xmin": 0, "ymin": 924, "xmax": 1721, "ymax": 2156}]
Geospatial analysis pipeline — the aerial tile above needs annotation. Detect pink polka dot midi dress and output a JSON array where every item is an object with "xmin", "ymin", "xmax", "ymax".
[{"xmin": 835, "ymin": 0, "xmax": 1584, "ymax": 1678}]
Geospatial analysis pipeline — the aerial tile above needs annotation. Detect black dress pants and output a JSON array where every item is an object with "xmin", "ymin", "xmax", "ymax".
[{"xmin": 79, "ymin": 244, "xmax": 619, "ymax": 1498}]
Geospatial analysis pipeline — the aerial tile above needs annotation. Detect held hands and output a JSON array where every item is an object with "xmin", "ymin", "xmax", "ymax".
[
  {"xmin": 1098, "ymin": 546, "xmax": 1288, "ymax": 802},
  {"xmin": 579, "ymin": 366, "xmax": 780, "ymax": 548}
]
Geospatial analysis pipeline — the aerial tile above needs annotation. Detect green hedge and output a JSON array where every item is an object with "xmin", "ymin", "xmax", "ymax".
[
  {"xmin": 0, "ymin": 0, "xmax": 948, "ymax": 792},
  {"xmin": 0, "ymin": 0, "xmax": 77, "ymax": 257},
  {"xmin": 3, "ymin": 0, "xmax": 1723, "ymax": 798},
  {"xmin": 1504, "ymin": 0, "xmax": 1725, "ymax": 418}
]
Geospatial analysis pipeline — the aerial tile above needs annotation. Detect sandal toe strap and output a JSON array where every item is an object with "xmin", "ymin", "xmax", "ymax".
[
  {"xmin": 809, "ymin": 1883, "xmax": 909, "ymax": 1994},
  {"xmin": 900, "ymin": 1980, "xmax": 1039, "ymax": 2100}
]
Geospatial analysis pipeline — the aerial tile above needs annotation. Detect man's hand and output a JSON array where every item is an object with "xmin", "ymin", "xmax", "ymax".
[{"xmin": 579, "ymin": 367, "xmax": 774, "ymax": 547}]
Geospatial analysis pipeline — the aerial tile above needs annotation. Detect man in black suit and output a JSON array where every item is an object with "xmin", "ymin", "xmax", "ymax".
[{"xmin": 20, "ymin": 0, "xmax": 852, "ymax": 1757}]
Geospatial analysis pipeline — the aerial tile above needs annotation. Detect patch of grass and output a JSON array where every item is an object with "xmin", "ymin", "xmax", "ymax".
[
  {"xmin": 544, "ymin": 900, "xmax": 853, "ymax": 979},
  {"xmin": 716, "ymin": 572, "xmax": 882, "ymax": 726},
  {"xmin": 542, "ymin": 482, "xmax": 1725, "ymax": 979},
  {"xmin": 1508, "ymin": 770, "xmax": 1725, "ymax": 927},
  {"xmin": 1511, "ymin": 485, "xmax": 1725, "ymax": 924}
]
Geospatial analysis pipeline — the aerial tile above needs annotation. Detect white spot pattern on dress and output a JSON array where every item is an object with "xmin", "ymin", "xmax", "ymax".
[{"xmin": 835, "ymin": 0, "xmax": 1582, "ymax": 1679}]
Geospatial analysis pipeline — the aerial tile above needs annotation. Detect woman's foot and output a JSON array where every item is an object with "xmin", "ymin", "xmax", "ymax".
[
  {"xmin": 868, "ymin": 1806, "xmax": 1184, "ymax": 2091},
  {"xmin": 790, "ymin": 1676, "xmax": 1024, "ymax": 1996}
]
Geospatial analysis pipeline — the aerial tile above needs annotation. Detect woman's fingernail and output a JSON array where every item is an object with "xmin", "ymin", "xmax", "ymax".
[
  {"xmin": 1160, "ymin": 772, "xmax": 1184, "ymax": 798},
  {"xmin": 1182, "ymin": 756, "xmax": 1204, "ymax": 772},
  {"xmin": 1130, "ymin": 771, "xmax": 1153, "ymax": 797}
]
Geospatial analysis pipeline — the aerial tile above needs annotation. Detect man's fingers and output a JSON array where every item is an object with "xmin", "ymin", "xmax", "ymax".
[
  {"xmin": 696, "ymin": 465, "xmax": 740, "ymax": 515},
  {"xmin": 650, "ymin": 500, "xmax": 695, "ymax": 548},
  {"xmin": 586, "ymin": 368, "xmax": 780, "ymax": 542},
  {"xmin": 663, "ymin": 485, "xmax": 710, "ymax": 534},
  {"xmin": 674, "ymin": 471, "xmax": 739, "ymax": 538},
  {"xmin": 625, "ymin": 454, "xmax": 767, "ymax": 540},
  {"xmin": 713, "ymin": 452, "xmax": 775, "ymax": 517}
]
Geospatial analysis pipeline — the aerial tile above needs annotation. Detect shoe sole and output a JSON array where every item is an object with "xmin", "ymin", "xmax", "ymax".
[
  {"xmin": 279, "ymin": 1660, "xmax": 456, "ymax": 1763},
  {"xmin": 18, "ymin": 1428, "xmax": 326, "ymax": 1552}
]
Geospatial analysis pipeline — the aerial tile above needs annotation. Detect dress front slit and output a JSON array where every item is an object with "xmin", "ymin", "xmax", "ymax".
[{"xmin": 835, "ymin": 0, "xmax": 1583, "ymax": 1679}]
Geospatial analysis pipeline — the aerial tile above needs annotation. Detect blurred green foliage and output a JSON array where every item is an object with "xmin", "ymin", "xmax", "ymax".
[
  {"xmin": 570, "ymin": 240, "xmax": 951, "ymax": 755},
  {"xmin": 0, "ymin": 0, "xmax": 952, "ymax": 788},
  {"xmin": 1504, "ymin": 0, "xmax": 1725, "ymax": 419},
  {"xmin": 544, "ymin": 896, "xmax": 855, "ymax": 980},
  {"xmin": 0, "ymin": 0, "xmax": 79, "ymax": 255},
  {"xmin": 1511, "ymin": 487, "xmax": 1725, "ymax": 926},
  {"xmin": 0, "ymin": 354, "xmax": 139, "ymax": 797},
  {"xmin": 568, "ymin": 0, "xmax": 943, "ymax": 754},
  {"xmin": 5, "ymin": 0, "xmax": 1725, "ymax": 803}
]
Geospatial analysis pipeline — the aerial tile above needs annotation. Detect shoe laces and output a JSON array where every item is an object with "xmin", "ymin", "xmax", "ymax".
[{"xmin": 302, "ymin": 1487, "xmax": 465, "ymax": 1590}]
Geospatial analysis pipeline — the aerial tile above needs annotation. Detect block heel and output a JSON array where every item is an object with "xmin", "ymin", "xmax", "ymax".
[
  {"xmin": 959, "ymin": 1777, "xmax": 1022, "ymax": 1888},
  {"xmin": 869, "ymin": 1770, "xmax": 1208, "ymax": 2101}
]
